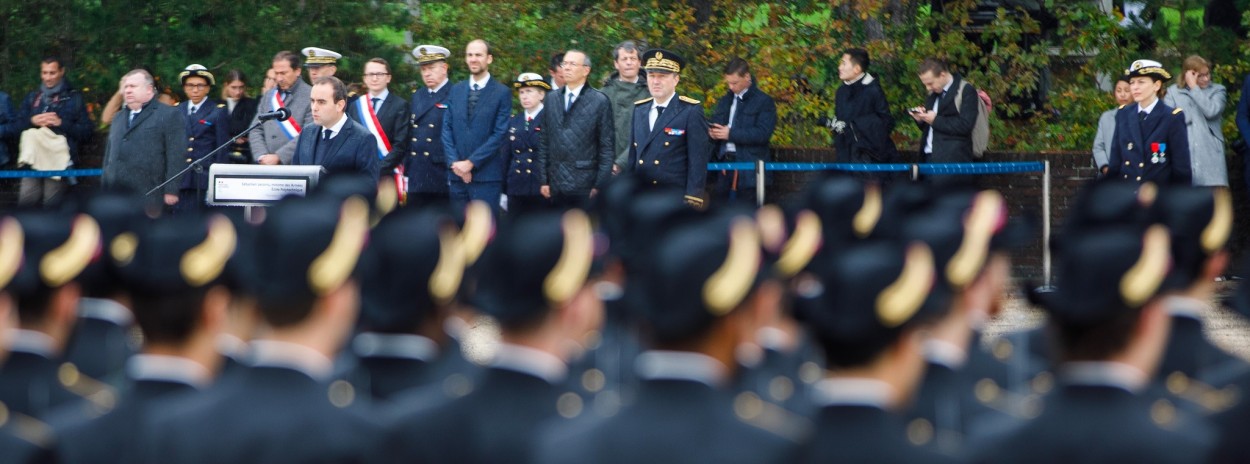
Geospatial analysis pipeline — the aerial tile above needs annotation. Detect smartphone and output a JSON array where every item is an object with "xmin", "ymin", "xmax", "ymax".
[{"xmin": 908, "ymin": 107, "xmax": 923, "ymax": 114}]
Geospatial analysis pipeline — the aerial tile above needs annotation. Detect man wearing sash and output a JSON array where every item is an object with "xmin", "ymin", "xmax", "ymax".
[
  {"xmin": 348, "ymin": 58, "xmax": 408, "ymax": 187},
  {"xmin": 251, "ymin": 51, "xmax": 313, "ymax": 166}
]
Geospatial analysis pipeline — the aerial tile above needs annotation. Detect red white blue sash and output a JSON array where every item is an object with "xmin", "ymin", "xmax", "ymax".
[
  {"xmin": 354, "ymin": 96, "xmax": 408, "ymax": 203},
  {"xmin": 270, "ymin": 90, "xmax": 301, "ymax": 140}
]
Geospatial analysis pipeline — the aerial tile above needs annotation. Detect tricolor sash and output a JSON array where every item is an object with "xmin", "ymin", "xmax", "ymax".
[
  {"xmin": 355, "ymin": 96, "xmax": 408, "ymax": 203},
  {"xmin": 270, "ymin": 90, "xmax": 301, "ymax": 140}
]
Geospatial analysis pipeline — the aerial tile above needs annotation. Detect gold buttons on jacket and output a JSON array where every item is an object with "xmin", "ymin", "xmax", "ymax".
[
  {"xmin": 188, "ymin": 137, "xmax": 195, "ymax": 142},
  {"xmin": 638, "ymin": 160, "xmax": 643, "ymax": 165},
  {"xmin": 654, "ymin": 160, "xmax": 659, "ymax": 165},
  {"xmin": 187, "ymin": 148, "xmax": 194, "ymax": 152}
]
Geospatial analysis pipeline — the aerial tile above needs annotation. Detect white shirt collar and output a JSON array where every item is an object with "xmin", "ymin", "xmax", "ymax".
[
  {"xmin": 216, "ymin": 334, "xmax": 249, "ymax": 360},
  {"xmin": 323, "ymin": 113, "xmax": 350, "ymax": 138},
  {"xmin": 756, "ymin": 327, "xmax": 794, "ymax": 352},
  {"xmin": 78, "ymin": 297, "xmax": 134, "ymax": 326},
  {"xmin": 734, "ymin": 87, "xmax": 749, "ymax": 99},
  {"xmin": 368, "ymin": 89, "xmax": 390, "ymax": 102},
  {"xmin": 565, "ymin": 83, "xmax": 584, "ymax": 98},
  {"xmin": 1163, "ymin": 295, "xmax": 1208, "ymax": 320},
  {"xmin": 812, "ymin": 378, "xmax": 895, "ymax": 409},
  {"xmin": 469, "ymin": 73, "xmax": 492, "ymax": 89},
  {"xmin": 249, "ymin": 339, "xmax": 334, "ymax": 381},
  {"xmin": 843, "ymin": 72, "xmax": 874, "ymax": 86},
  {"xmin": 1059, "ymin": 361, "xmax": 1148, "ymax": 393},
  {"xmin": 524, "ymin": 105, "xmax": 543, "ymax": 120},
  {"xmin": 941, "ymin": 77, "xmax": 954, "ymax": 94},
  {"xmin": 1139, "ymin": 98, "xmax": 1159, "ymax": 115},
  {"xmin": 352, "ymin": 333, "xmax": 439, "ymax": 361},
  {"xmin": 635, "ymin": 350, "xmax": 728, "ymax": 387},
  {"xmin": 7, "ymin": 329, "xmax": 56, "ymax": 358},
  {"xmin": 653, "ymin": 93, "xmax": 676, "ymax": 109},
  {"xmin": 430, "ymin": 79, "xmax": 449, "ymax": 94},
  {"xmin": 489, "ymin": 343, "xmax": 567, "ymax": 384},
  {"xmin": 127, "ymin": 354, "xmax": 211, "ymax": 388},
  {"xmin": 923, "ymin": 338, "xmax": 968, "ymax": 370}
]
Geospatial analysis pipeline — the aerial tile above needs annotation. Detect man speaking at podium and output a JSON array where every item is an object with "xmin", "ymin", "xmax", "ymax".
[{"xmin": 291, "ymin": 76, "xmax": 379, "ymax": 180}]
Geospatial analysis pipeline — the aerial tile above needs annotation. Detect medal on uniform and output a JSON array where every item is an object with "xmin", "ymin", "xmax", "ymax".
[
  {"xmin": 1157, "ymin": 143, "xmax": 1167, "ymax": 163},
  {"xmin": 1127, "ymin": 143, "xmax": 1133, "ymax": 151}
]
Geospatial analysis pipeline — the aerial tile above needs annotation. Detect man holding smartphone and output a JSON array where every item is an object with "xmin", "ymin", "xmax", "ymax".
[
  {"xmin": 910, "ymin": 58, "xmax": 978, "ymax": 164},
  {"xmin": 708, "ymin": 57, "xmax": 776, "ymax": 204}
]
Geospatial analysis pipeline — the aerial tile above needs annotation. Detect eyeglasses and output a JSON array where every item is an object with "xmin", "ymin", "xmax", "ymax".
[
  {"xmin": 364, "ymin": 72, "xmax": 391, "ymax": 78},
  {"xmin": 183, "ymin": 84, "xmax": 208, "ymax": 89},
  {"xmin": 560, "ymin": 61, "xmax": 587, "ymax": 68}
]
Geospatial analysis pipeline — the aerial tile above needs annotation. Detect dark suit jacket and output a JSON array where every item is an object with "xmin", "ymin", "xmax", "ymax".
[
  {"xmin": 291, "ymin": 117, "xmax": 380, "ymax": 180},
  {"xmin": 347, "ymin": 91, "xmax": 410, "ymax": 170},
  {"xmin": 502, "ymin": 110, "xmax": 544, "ymax": 197},
  {"xmin": 145, "ymin": 366, "xmax": 381, "ymax": 464},
  {"xmin": 710, "ymin": 84, "xmax": 776, "ymax": 167},
  {"xmin": 915, "ymin": 74, "xmax": 979, "ymax": 163},
  {"xmin": 535, "ymin": 86, "xmax": 615, "ymax": 195},
  {"xmin": 628, "ymin": 94, "xmax": 713, "ymax": 200},
  {"xmin": 102, "ymin": 101, "xmax": 187, "ymax": 197},
  {"xmin": 1106, "ymin": 101, "xmax": 1193, "ymax": 185},
  {"xmin": 177, "ymin": 99, "xmax": 231, "ymax": 191},
  {"xmin": 1158, "ymin": 315, "xmax": 1247, "ymax": 391},
  {"xmin": 441, "ymin": 78, "xmax": 512, "ymax": 182},
  {"xmin": 397, "ymin": 85, "xmax": 452, "ymax": 193},
  {"xmin": 54, "ymin": 379, "xmax": 197, "ymax": 464}
]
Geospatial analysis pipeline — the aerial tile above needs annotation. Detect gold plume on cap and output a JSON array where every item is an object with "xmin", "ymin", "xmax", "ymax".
[
  {"xmin": 876, "ymin": 243, "xmax": 936, "ymax": 328},
  {"xmin": 945, "ymin": 191, "xmax": 1004, "ymax": 289},
  {"xmin": 308, "ymin": 197, "xmax": 369, "ymax": 296},
  {"xmin": 1120, "ymin": 225, "xmax": 1170, "ymax": 308},
  {"xmin": 460, "ymin": 201, "xmax": 494, "ymax": 265},
  {"xmin": 703, "ymin": 219, "xmax": 762, "ymax": 316},
  {"xmin": 544, "ymin": 210, "xmax": 595, "ymax": 305},
  {"xmin": 0, "ymin": 218, "xmax": 23, "ymax": 289},
  {"xmin": 755, "ymin": 205, "xmax": 786, "ymax": 254},
  {"xmin": 1201, "ymin": 189, "xmax": 1232, "ymax": 254},
  {"xmin": 110, "ymin": 233, "xmax": 138, "ymax": 266},
  {"xmin": 429, "ymin": 224, "xmax": 466, "ymax": 306},
  {"xmin": 180, "ymin": 215, "xmax": 237, "ymax": 287},
  {"xmin": 1137, "ymin": 182, "xmax": 1158, "ymax": 207},
  {"xmin": 775, "ymin": 211, "xmax": 822, "ymax": 279},
  {"xmin": 40, "ymin": 215, "xmax": 100, "ymax": 287},
  {"xmin": 853, "ymin": 184, "xmax": 882, "ymax": 238},
  {"xmin": 374, "ymin": 178, "xmax": 399, "ymax": 226}
]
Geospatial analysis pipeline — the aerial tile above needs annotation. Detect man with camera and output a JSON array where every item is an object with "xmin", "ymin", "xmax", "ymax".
[{"xmin": 827, "ymin": 48, "xmax": 898, "ymax": 171}]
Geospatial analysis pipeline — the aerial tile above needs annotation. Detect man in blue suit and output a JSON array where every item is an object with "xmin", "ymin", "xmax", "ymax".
[
  {"xmin": 442, "ymin": 39, "xmax": 512, "ymax": 212},
  {"xmin": 291, "ymin": 76, "xmax": 379, "ymax": 181}
]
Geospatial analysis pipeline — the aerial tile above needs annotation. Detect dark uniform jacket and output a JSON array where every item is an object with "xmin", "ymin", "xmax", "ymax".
[
  {"xmin": 348, "ymin": 91, "xmax": 409, "ymax": 172},
  {"xmin": 53, "ymin": 377, "xmax": 198, "ymax": 464},
  {"xmin": 710, "ymin": 84, "xmax": 777, "ymax": 188},
  {"xmin": 63, "ymin": 298, "xmax": 137, "ymax": 389},
  {"xmin": 291, "ymin": 117, "xmax": 380, "ymax": 180},
  {"xmin": 834, "ymin": 73, "xmax": 899, "ymax": 163},
  {"xmin": 396, "ymin": 84, "xmax": 452, "ymax": 194},
  {"xmin": 804, "ymin": 403, "xmax": 961, "ymax": 464},
  {"xmin": 225, "ymin": 96, "xmax": 258, "ymax": 162},
  {"xmin": 536, "ymin": 86, "xmax": 615, "ymax": 195},
  {"xmin": 176, "ymin": 99, "xmax": 231, "ymax": 191},
  {"xmin": 441, "ymin": 78, "xmax": 512, "ymax": 183},
  {"xmin": 915, "ymin": 74, "xmax": 979, "ymax": 163},
  {"xmin": 1106, "ymin": 100, "xmax": 1193, "ymax": 184},
  {"xmin": 502, "ymin": 109, "xmax": 543, "ymax": 197},
  {"xmin": 338, "ymin": 333, "xmax": 440, "ymax": 404},
  {"xmin": 0, "ymin": 347, "xmax": 92, "ymax": 420},
  {"xmin": 102, "ymin": 101, "xmax": 188, "ymax": 197},
  {"xmin": 17, "ymin": 78, "xmax": 94, "ymax": 163},
  {"xmin": 629, "ymin": 94, "xmax": 713, "ymax": 201}
]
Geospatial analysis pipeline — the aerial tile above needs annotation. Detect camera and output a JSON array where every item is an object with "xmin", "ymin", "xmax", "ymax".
[{"xmin": 817, "ymin": 116, "xmax": 846, "ymax": 134}]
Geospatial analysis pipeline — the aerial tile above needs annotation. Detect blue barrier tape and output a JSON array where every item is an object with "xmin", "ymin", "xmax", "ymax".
[
  {"xmin": 0, "ymin": 169, "xmax": 103, "ymax": 179},
  {"xmin": 706, "ymin": 161, "xmax": 1044, "ymax": 175}
]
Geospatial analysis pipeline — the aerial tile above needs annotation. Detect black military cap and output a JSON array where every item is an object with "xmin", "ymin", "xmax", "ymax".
[
  {"xmin": 9, "ymin": 210, "xmax": 101, "ymax": 300},
  {"xmin": 358, "ymin": 207, "xmax": 465, "ymax": 333},
  {"xmin": 1036, "ymin": 224, "xmax": 1172, "ymax": 326},
  {"xmin": 76, "ymin": 192, "xmax": 152, "ymax": 297},
  {"xmin": 903, "ymin": 190, "xmax": 1025, "ymax": 293},
  {"xmin": 639, "ymin": 209, "xmax": 764, "ymax": 343},
  {"xmin": 312, "ymin": 175, "xmax": 401, "ymax": 224},
  {"xmin": 475, "ymin": 209, "xmax": 596, "ymax": 330},
  {"xmin": 253, "ymin": 194, "xmax": 371, "ymax": 310},
  {"xmin": 1064, "ymin": 179, "xmax": 1157, "ymax": 234},
  {"xmin": 641, "ymin": 48, "xmax": 685, "ymax": 74},
  {"xmin": 0, "ymin": 216, "xmax": 24, "ymax": 292},
  {"xmin": 754, "ymin": 204, "xmax": 822, "ymax": 280},
  {"xmin": 795, "ymin": 239, "xmax": 950, "ymax": 367},
  {"xmin": 217, "ymin": 210, "xmax": 260, "ymax": 297},
  {"xmin": 802, "ymin": 175, "xmax": 882, "ymax": 250},
  {"xmin": 115, "ymin": 213, "xmax": 236, "ymax": 296},
  {"xmin": 1153, "ymin": 186, "xmax": 1232, "ymax": 291}
]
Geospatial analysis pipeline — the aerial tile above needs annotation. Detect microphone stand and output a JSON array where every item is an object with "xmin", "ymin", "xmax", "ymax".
[{"xmin": 145, "ymin": 119, "xmax": 266, "ymax": 199}]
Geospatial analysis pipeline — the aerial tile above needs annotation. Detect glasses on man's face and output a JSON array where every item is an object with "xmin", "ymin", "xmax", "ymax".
[
  {"xmin": 364, "ymin": 73, "xmax": 390, "ymax": 79},
  {"xmin": 560, "ymin": 61, "xmax": 587, "ymax": 69},
  {"xmin": 184, "ymin": 84, "xmax": 208, "ymax": 89}
]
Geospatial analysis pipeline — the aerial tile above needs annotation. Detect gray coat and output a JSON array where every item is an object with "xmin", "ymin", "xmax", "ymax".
[
  {"xmin": 601, "ymin": 73, "xmax": 649, "ymax": 168},
  {"xmin": 1165, "ymin": 83, "xmax": 1228, "ymax": 186},
  {"xmin": 535, "ymin": 85, "xmax": 615, "ymax": 195},
  {"xmin": 249, "ymin": 79, "xmax": 313, "ymax": 164},
  {"xmin": 102, "ymin": 101, "xmax": 187, "ymax": 197},
  {"xmin": 1091, "ymin": 107, "xmax": 1118, "ymax": 170}
]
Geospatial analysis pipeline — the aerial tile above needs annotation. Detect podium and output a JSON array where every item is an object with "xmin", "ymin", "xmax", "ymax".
[{"xmin": 207, "ymin": 164, "xmax": 324, "ymax": 221}]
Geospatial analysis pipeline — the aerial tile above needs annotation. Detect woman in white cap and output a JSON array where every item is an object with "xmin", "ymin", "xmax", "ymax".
[
  {"xmin": 500, "ymin": 72, "xmax": 549, "ymax": 215},
  {"xmin": 1105, "ymin": 59, "xmax": 1192, "ymax": 185}
]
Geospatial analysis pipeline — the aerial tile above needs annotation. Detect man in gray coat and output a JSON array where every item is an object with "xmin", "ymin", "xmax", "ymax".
[
  {"xmin": 536, "ymin": 49, "xmax": 614, "ymax": 208},
  {"xmin": 601, "ymin": 40, "xmax": 649, "ymax": 172},
  {"xmin": 102, "ymin": 69, "xmax": 186, "ymax": 207},
  {"xmin": 251, "ymin": 50, "xmax": 314, "ymax": 166}
]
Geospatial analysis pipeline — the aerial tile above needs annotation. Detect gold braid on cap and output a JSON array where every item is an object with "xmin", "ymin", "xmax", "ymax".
[
  {"xmin": 0, "ymin": 218, "xmax": 23, "ymax": 289},
  {"xmin": 375, "ymin": 178, "xmax": 399, "ymax": 221},
  {"xmin": 110, "ymin": 233, "xmax": 138, "ymax": 266},
  {"xmin": 308, "ymin": 197, "xmax": 370, "ymax": 296},
  {"xmin": 543, "ymin": 210, "xmax": 595, "ymax": 305},
  {"xmin": 945, "ymin": 191, "xmax": 1004, "ymax": 289},
  {"xmin": 40, "ymin": 215, "xmax": 100, "ymax": 288},
  {"xmin": 180, "ymin": 215, "xmax": 237, "ymax": 288},
  {"xmin": 853, "ymin": 184, "xmax": 882, "ymax": 238},
  {"xmin": 460, "ymin": 201, "xmax": 494, "ymax": 266},
  {"xmin": 429, "ymin": 223, "xmax": 466, "ymax": 306},
  {"xmin": 1201, "ymin": 189, "xmax": 1232, "ymax": 254},
  {"xmin": 755, "ymin": 205, "xmax": 786, "ymax": 254},
  {"xmin": 703, "ymin": 219, "xmax": 762, "ymax": 316},
  {"xmin": 1120, "ymin": 225, "xmax": 1171, "ymax": 308},
  {"xmin": 876, "ymin": 243, "xmax": 936, "ymax": 328},
  {"xmin": 775, "ymin": 211, "xmax": 822, "ymax": 279}
]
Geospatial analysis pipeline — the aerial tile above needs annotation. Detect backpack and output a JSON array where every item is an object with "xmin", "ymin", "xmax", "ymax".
[{"xmin": 953, "ymin": 80, "xmax": 991, "ymax": 158}]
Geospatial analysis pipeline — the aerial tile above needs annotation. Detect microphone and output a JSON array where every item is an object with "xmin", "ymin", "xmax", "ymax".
[{"xmin": 256, "ymin": 107, "xmax": 291, "ymax": 121}]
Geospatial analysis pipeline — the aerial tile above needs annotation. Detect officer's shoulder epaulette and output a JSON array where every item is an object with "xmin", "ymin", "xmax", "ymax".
[
  {"xmin": 1117, "ymin": 104, "xmax": 1127, "ymax": 110},
  {"xmin": 347, "ymin": 91, "xmax": 359, "ymax": 98},
  {"xmin": 635, "ymin": 97, "xmax": 654, "ymax": 105},
  {"xmin": 1172, "ymin": 107, "xmax": 1183, "ymax": 115},
  {"xmin": 217, "ymin": 103, "xmax": 226, "ymax": 108},
  {"xmin": 679, "ymin": 95, "xmax": 701, "ymax": 105}
]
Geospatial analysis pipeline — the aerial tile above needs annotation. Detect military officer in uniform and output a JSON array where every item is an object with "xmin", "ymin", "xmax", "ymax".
[
  {"xmin": 628, "ymin": 49, "xmax": 712, "ymax": 208},
  {"xmin": 175, "ymin": 65, "xmax": 230, "ymax": 211},
  {"xmin": 391, "ymin": 45, "xmax": 453, "ymax": 207},
  {"xmin": 302, "ymin": 47, "xmax": 341, "ymax": 82},
  {"xmin": 502, "ymin": 73, "xmax": 548, "ymax": 214},
  {"xmin": 1106, "ymin": 59, "xmax": 1192, "ymax": 185},
  {"xmin": 0, "ymin": 217, "xmax": 58, "ymax": 464}
]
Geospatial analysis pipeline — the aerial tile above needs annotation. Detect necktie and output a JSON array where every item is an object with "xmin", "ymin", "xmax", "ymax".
[
  {"xmin": 323, "ymin": 128, "xmax": 332, "ymax": 141},
  {"xmin": 469, "ymin": 83, "xmax": 481, "ymax": 115},
  {"xmin": 314, "ymin": 128, "xmax": 332, "ymax": 163},
  {"xmin": 1139, "ymin": 111, "xmax": 1148, "ymax": 122},
  {"xmin": 281, "ymin": 90, "xmax": 291, "ymax": 103},
  {"xmin": 128, "ymin": 111, "xmax": 136, "ymax": 128},
  {"xmin": 371, "ymin": 98, "xmax": 381, "ymax": 112},
  {"xmin": 650, "ymin": 105, "xmax": 666, "ymax": 131},
  {"xmin": 188, "ymin": 104, "xmax": 197, "ymax": 115},
  {"xmin": 566, "ymin": 92, "xmax": 575, "ymax": 111}
]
